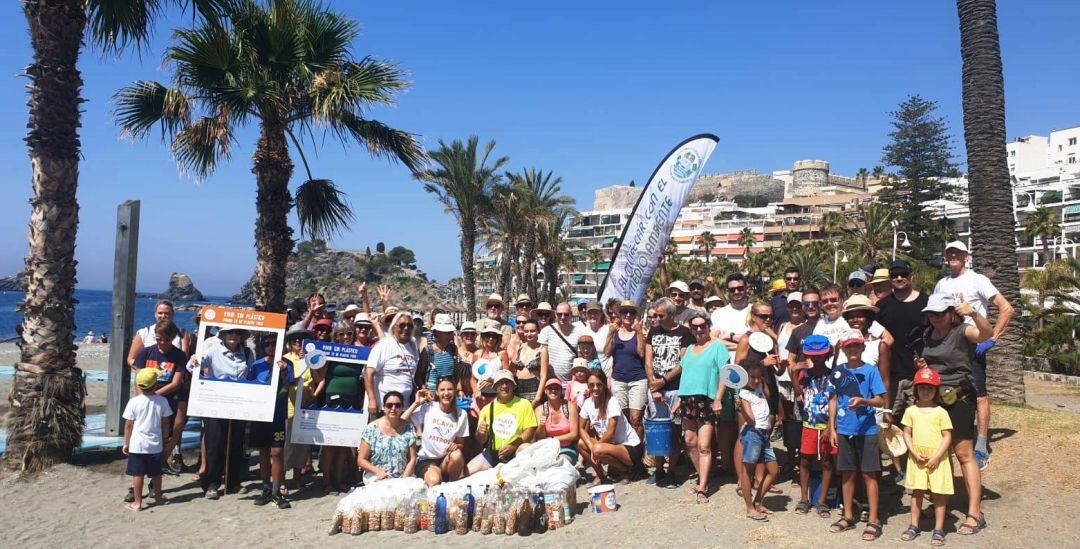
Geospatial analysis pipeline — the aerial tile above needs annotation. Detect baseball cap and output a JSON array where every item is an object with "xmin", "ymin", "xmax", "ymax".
[
  {"xmin": 136, "ymin": 368, "xmax": 160, "ymax": 390},
  {"xmin": 914, "ymin": 367, "xmax": 941, "ymax": 387},
  {"xmin": 769, "ymin": 279, "xmax": 787, "ymax": 293},
  {"xmin": 838, "ymin": 329, "xmax": 866, "ymax": 348},
  {"xmin": 689, "ymin": 279, "xmax": 706, "ymax": 289},
  {"xmin": 923, "ymin": 293, "xmax": 957, "ymax": 313},
  {"xmin": 668, "ymin": 280, "xmax": 690, "ymax": 293},
  {"xmin": 313, "ymin": 318, "xmax": 334, "ymax": 330},
  {"xmin": 848, "ymin": 270, "xmax": 869, "ymax": 284},
  {"xmin": 888, "ymin": 259, "xmax": 912, "ymax": 273},
  {"xmin": 945, "ymin": 240, "xmax": 968, "ymax": 253},
  {"xmin": 786, "ymin": 291, "xmax": 803, "ymax": 304},
  {"xmin": 705, "ymin": 295, "xmax": 724, "ymax": 306},
  {"xmin": 585, "ymin": 300, "xmax": 603, "ymax": 313},
  {"xmin": 802, "ymin": 334, "xmax": 832, "ymax": 356}
]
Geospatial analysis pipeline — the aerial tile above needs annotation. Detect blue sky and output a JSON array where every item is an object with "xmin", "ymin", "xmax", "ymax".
[{"xmin": 0, "ymin": 1, "xmax": 1077, "ymax": 296}]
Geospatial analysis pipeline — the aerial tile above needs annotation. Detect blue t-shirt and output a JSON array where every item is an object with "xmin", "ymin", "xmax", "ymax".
[
  {"xmin": 832, "ymin": 363, "xmax": 886, "ymax": 436},
  {"xmin": 247, "ymin": 357, "xmax": 295, "ymax": 423}
]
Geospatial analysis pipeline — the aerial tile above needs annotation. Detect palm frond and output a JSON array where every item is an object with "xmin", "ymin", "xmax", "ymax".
[
  {"xmin": 171, "ymin": 111, "xmax": 234, "ymax": 178},
  {"xmin": 295, "ymin": 178, "xmax": 354, "ymax": 241},
  {"xmin": 114, "ymin": 81, "xmax": 192, "ymax": 141},
  {"xmin": 87, "ymin": 0, "xmax": 163, "ymax": 53},
  {"xmin": 329, "ymin": 112, "xmax": 426, "ymax": 172}
]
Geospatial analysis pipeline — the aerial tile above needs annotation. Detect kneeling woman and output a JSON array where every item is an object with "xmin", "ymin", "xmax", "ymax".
[
  {"xmin": 578, "ymin": 370, "xmax": 642, "ymax": 484},
  {"xmin": 535, "ymin": 377, "xmax": 580, "ymax": 465},
  {"xmin": 357, "ymin": 391, "xmax": 418, "ymax": 483},
  {"xmin": 403, "ymin": 378, "xmax": 469, "ymax": 486}
]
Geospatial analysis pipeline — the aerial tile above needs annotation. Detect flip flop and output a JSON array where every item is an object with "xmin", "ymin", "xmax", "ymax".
[
  {"xmin": 768, "ymin": 485, "xmax": 783, "ymax": 494},
  {"xmin": 746, "ymin": 512, "xmax": 769, "ymax": 522},
  {"xmin": 756, "ymin": 505, "xmax": 774, "ymax": 515},
  {"xmin": 126, "ymin": 503, "xmax": 143, "ymax": 512},
  {"xmin": 695, "ymin": 490, "xmax": 709, "ymax": 504}
]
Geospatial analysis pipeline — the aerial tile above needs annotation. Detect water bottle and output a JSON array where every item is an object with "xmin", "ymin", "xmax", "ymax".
[
  {"xmin": 532, "ymin": 492, "xmax": 547, "ymax": 533},
  {"xmin": 434, "ymin": 492, "xmax": 449, "ymax": 534},
  {"xmin": 464, "ymin": 486, "xmax": 476, "ymax": 530}
]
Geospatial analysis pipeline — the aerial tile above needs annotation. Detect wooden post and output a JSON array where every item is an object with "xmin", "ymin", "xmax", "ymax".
[{"xmin": 105, "ymin": 200, "xmax": 140, "ymax": 436}]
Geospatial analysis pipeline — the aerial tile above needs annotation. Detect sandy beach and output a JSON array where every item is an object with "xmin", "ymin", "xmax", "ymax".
[{"xmin": 2, "ymin": 342, "xmax": 1079, "ymax": 547}]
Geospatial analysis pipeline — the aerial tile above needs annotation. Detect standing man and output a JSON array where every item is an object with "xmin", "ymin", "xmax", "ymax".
[
  {"xmin": 644, "ymin": 297, "xmax": 694, "ymax": 488},
  {"xmin": 933, "ymin": 241, "xmax": 1014, "ymax": 470},
  {"xmin": 785, "ymin": 287, "xmax": 823, "ymax": 374},
  {"xmin": 711, "ymin": 273, "xmax": 752, "ymax": 350},
  {"xmin": 538, "ymin": 302, "xmax": 587, "ymax": 382},
  {"xmin": 667, "ymin": 281, "xmax": 693, "ymax": 325},
  {"xmin": 687, "ymin": 279, "xmax": 709, "ymax": 312},
  {"xmin": 875, "ymin": 260, "xmax": 928, "ymax": 416},
  {"xmin": 580, "ymin": 301, "xmax": 612, "ymax": 374},
  {"xmin": 512, "ymin": 294, "xmax": 533, "ymax": 328},
  {"xmin": 477, "ymin": 293, "xmax": 514, "ymax": 347},
  {"xmin": 868, "ymin": 268, "xmax": 893, "ymax": 305},
  {"xmin": 771, "ymin": 267, "xmax": 802, "ymax": 329}
]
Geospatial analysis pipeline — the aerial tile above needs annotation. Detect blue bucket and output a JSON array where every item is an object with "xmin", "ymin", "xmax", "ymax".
[
  {"xmin": 643, "ymin": 418, "xmax": 674, "ymax": 457},
  {"xmin": 809, "ymin": 469, "xmax": 841, "ymax": 509}
]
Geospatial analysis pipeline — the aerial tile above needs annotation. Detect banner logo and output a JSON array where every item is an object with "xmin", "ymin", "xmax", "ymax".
[{"xmin": 671, "ymin": 149, "xmax": 701, "ymax": 182}]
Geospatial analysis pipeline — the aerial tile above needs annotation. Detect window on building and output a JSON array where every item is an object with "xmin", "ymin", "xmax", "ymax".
[
  {"xmin": 1069, "ymin": 155, "xmax": 1077, "ymax": 165},
  {"xmin": 1070, "ymin": 137, "xmax": 1078, "ymax": 146}
]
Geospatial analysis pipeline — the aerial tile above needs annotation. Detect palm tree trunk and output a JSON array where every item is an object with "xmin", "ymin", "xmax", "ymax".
[
  {"xmin": 497, "ymin": 238, "xmax": 512, "ymax": 298},
  {"xmin": 544, "ymin": 258, "xmax": 558, "ymax": 303},
  {"xmin": 251, "ymin": 123, "xmax": 295, "ymax": 313},
  {"xmin": 957, "ymin": 0, "xmax": 1024, "ymax": 403},
  {"xmin": 522, "ymin": 228, "xmax": 538, "ymax": 302},
  {"xmin": 1040, "ymin": 237, "xmax": 1050, "ymax": 268},
  {"xmin": 5, "ymin": 0, "xmax": 88, "ymax": 473},
  {"xmin": 461, "ymin": 222, "xmax": 478, "ymax": 319}
]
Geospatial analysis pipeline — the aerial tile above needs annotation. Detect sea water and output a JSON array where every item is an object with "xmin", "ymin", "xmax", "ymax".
[{"xmin": 0, "ymin": 289, "xmax": 228, "ymax": 339}]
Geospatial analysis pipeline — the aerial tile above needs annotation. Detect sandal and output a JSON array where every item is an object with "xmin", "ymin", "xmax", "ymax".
[
  {"xmin": 930, "ymin": 529, "xmax": 945, "ymax": 546},
  {"xmin": 695, "ymin": 490, "xmax": 709, "ymax": 504},
  {"xmin": 862, "ymin": 522, "xmax": 883, "ymax": 541},
  {"xmin": 768, "ymin": 485, "xmax": 783, "ymax": 494},
  {"xmin": 151, "ymin": 495, "xmax": 169, "ymax": 506},
  {"xmin": 795, "ymin": 500, "xmax": 811, "ymax": 514},
  {"xmin": 957, "ymin": 513, "xmax": 986, "ymax": 535},
  {"xmin": 815, "ymin": 504, "xmax": 832, "ymax": 519},
  {"xmin": 830, "ymin": 516, "xmax": 858, "ymax": 533},
  {"xmin": 746, "ymin": 511, "xmax": 769, "ymax": 521},
  {"xmin": 900, "ymin": 524, "xmax": 920, "ymax": 541},
  {"xmin": 125, "ymin": 503, "xmax": 143, "ymax": 512}
]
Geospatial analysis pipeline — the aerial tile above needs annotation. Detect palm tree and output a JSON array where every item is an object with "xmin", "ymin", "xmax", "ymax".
[
  {"xmin": 115, "ymin": 0, "xmax": 423, "ymax": 312},
  {"xmin": 1024, "ymin": 206, "xmax": 1060, "ymax": 267},
  {"xmin": 416, "ymin": 137, "xmax": 507, "ymax": 319},
  {"xmin": 515, "ymin": 169, "xmax": 572, "ymax": 303},
  {"xmin": 956, "ymin": 0, "xmax": 1024, "ymax": 403},
  {"xmin": 586, "ymin": 248, "xmax": 605, "ymax": 289},
  {"xmin": 843, "ymin": 202, "xmax": 897, "ymax": 263},
  {"xmin": 6, "ymin": 0, "xmax": 226, "ymax": 474},
  {"xmin": 698, "ymin": 231, "xmax": 715, "ymax": 263},
  {"xmin": 819, "ymin": 211, "xmax": 846, "ymax": 238},
  {"xmin": 737, "ymin": 227, "xmax": 756, "ymax": 263},
  {"xmin": 484, "ymin": 180, "xmax": 527, "ymax": 297},
  {"xmin": 537, "ymin": 206, "xmax": 576, "ymax": 303}
]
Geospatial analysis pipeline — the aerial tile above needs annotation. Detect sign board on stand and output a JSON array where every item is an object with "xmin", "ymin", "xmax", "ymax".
[
  {"xmin": 187, "ymin": 306, "xmax": 287, "ymax": 422},
  {"xmin": 289, "ymin": 340, "xmax": 370, "ymax": 447}
]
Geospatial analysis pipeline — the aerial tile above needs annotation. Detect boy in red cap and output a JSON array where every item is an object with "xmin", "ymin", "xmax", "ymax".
[
  {"xmin": 790, "ymin": 334, "xmax": 836, "ymax": 518},
  {"xmin": 828, "ymin": 330, "xmax": 886, "ymax": 540},
  {"xmin": 899, "ymin": 368, "xmax": 954, "ymax": 546}
]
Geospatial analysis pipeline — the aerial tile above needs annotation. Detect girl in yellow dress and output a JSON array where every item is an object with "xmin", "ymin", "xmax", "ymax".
[{"xmin": 900, "ymin": 368, "xmax": 953, "ymax": 546}]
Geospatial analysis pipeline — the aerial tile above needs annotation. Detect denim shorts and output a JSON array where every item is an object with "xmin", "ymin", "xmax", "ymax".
[{"xmin": 740, "ymin": 426, "xmax": 776, "ymax": 464}]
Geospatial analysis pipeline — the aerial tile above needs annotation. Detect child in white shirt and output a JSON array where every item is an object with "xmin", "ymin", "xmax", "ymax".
[{"xmin": 123, "ymin": 368, "xmax": 173, "ymax": 511}]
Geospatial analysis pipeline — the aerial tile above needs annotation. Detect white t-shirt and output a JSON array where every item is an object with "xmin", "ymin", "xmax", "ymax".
[
  {"xmin": 539, "ymin": 323, "xmax": 587, "ymax": 382},
  {"xmin": 410, "ymin": 402, "xmax": 470, "ymax": 460},
  {"xmin": 579, "ymin": 397, "xmax": 640, "ymax": 446},
  {"xmin": 739, "ymin": 386, "xmax": 771, "ymax": 431},
  {"xmin": 367, "ymin": 338, "xmax": 419, "ymax": 407},
  {"xmin": 933, "ymin": 269, "xmax": 1000, "ymax": 325},
  {"xmin": 580, "ymin": 323, "xmax": 612, "ymax": 374},
  {"xmin": 711, "ymin": 304, "xmax": 750, "ymax": 340},
  {"xmin": 137, "ymin": 325, "xmax": 182, "ymax": 348},
  {"xmin": 122, "ymin": 394, "xmax": 173, "ymax": 454}
]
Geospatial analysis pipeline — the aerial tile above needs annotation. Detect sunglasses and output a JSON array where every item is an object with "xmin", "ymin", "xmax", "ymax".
[
  {"xmin": 620, "ymin": 310, "xmax": 637, "ymax": 317},
  {"xmin": 802, "ymin": 300, "xmax": 820, "ymax": 308},
  {"xmin": 396, "ymin": 323, "xmax": 414, "ymax": 330},
  {"xmin": 753, "ymin": 313, "xmax": 773, "ymax": 320},
  {"xmin": 314, "ymin": 327, "xmax": 331, "ymax": 332},
  {"xmin": 784, "ymin": 276, "xmax": 801, "ymax": 282},
  {"xmin": 690, "ymin": 323, "xmax": 709, "ymax": 330},
  {"xmin": 384, "ymin": 402, "xmax": 403, "ymax": 409},
  {"xmin": 890, "ymin": 271, "xmax": 911, "ymax": 279},
  {"xmin": 821, "ymin": 297, "xmax": 841, "ymax": 304},
  {"xmin": 545, "ymin": 385, "xmax": 562, "ymax": 391},
  {"xmin": 488, "ymin": 304, "xmax": 503, "ymax": 309},
  {"xmin": 669, "ymin": 291, "xmax": 689, "ymax": 298},
  {"xmin": 556, "ymin": 312, "xmax": 571, "ymax": 318},
  {"xmin": 727, "ymin": 286, "xmax": 746, "ymax": 292}
]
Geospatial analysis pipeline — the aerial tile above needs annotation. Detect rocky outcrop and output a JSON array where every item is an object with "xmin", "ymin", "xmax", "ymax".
[
  {"xmin": 156, "ymin": 272, "xmax": 204, "ymax": 301},
  {"xmin": 0, "ymin": 273, "xmax": 27, "ymax": 292},
  {"xmin": 231, "ymin": 244, "xmax": 455, "ymax": 312}
]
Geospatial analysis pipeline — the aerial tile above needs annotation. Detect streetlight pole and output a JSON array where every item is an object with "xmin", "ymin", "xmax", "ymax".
[{"xmin": 832, "ymin": 241, "xmax": 847, "ymax": 283}]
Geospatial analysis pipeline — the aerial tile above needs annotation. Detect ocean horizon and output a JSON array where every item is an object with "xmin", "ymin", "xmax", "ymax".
[{"xmin": 0, "ymin": 289, "xmax": 231, "ymax": 339}]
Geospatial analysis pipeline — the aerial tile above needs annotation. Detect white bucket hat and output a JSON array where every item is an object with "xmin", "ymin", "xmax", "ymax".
[{"xmin": 432, "ymin": 313, "xmax": 455, "ymax": 333}]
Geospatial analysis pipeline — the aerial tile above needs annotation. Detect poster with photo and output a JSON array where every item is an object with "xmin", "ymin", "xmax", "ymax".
[
  {"xmin": 186, "ymin": 306, "xmax": 286, "ymax": 422},
  {"xmin": 289, "ymin": 340, "xmax": 370, "ymax": 447}
]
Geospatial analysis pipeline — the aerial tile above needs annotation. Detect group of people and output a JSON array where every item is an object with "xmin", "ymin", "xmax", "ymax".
[{"xmin": 119, "ymin": 241, "xmax": 1010, "ymax": 544}]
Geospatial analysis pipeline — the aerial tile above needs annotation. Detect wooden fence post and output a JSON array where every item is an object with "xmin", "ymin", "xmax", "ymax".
[{"xmin": 105, "ymin": 200, "xmax": 140, "ymax": 436}]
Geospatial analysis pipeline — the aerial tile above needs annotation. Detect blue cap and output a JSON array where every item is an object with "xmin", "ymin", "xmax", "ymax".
[{"xmin": 802, "ymin": 334, "xmax": 832, "ymax": 356}]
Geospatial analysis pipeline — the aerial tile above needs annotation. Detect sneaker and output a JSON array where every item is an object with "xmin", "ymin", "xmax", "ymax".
[
  {"xmin": 124, "ymin": 487, "xmax": 135, "ymax": 503},
  {"xmin": 253, "ymin": 489, "xmax": 272, "ymax": 506},
  {"xmin": 893, "ymin": 471, "xmax": 906, "ymax": 486},
  {"xmin": 162, "ymin": 462, "xmax": 182, "ymax": 476},
  {"xmin": 205, "ymin": 487, "xmax": 221, "ymax": 500},
  {"xmin": 274, "ymin": 494, "xmax": 292, "ymax": 509},
  {"xmin": 974, "ymin": 449, "xmax": 991, "ymax": 471},
  {"xmin": 167, "ymin": 454, "xmax": 185, "ymax": 473},
  {"xmin": 646, "ymin": 472, "xmax": 660, "ymax": 485},
  {"xmin": 655, "ymin": 471, "xmax": 671, "ymax": 488}
]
